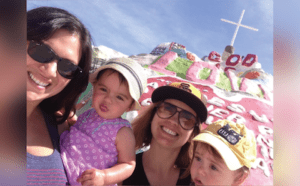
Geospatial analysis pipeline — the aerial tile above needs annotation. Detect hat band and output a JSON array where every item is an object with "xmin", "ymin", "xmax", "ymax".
[{"xmin": 105, "ymin": 61, "xmax": 143, "ymax": 96}]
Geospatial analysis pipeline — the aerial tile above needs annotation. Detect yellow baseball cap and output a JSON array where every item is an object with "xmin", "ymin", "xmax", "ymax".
[
  {"xmin": 152, "ymin": 82, "xmax": 207, "ymax": 123},
  {"xmin": 193, "ymin": 120, "xmax": 257, "ymax": 170}
]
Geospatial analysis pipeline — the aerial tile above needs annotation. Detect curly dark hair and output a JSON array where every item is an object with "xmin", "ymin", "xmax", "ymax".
[{"xmin": 27, "ymin": 6, "xmax": 93, "ymax": 124}]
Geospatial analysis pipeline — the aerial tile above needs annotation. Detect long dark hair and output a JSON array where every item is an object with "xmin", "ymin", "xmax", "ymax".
[{"xmin": 27, "ymin": 6, "xmax": 93, "ymax": 124}]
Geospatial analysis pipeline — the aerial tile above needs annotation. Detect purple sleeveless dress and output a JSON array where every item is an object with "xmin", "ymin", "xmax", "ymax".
[{"xmin": 60, "ymin": 108, "xmax": 131, "ymax": 185}]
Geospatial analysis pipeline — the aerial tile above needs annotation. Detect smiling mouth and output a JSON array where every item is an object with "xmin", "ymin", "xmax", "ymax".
[
  {"xmin": 161, "ymin": 126, "xmax": 177, "ymax": 136},
  {"xmin": 28, "ymin": 72, "xmax": 50, "ymax": 87}
]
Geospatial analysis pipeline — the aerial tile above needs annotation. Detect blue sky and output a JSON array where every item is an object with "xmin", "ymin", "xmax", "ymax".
[{"xmin": 27, "ymin": 0, "xmax": 273, "ymax": 75}]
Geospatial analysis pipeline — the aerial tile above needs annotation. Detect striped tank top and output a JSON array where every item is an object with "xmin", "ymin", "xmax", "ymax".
[{"xmin": 27, "ymin": 110, "xmax": 68, "ymax": 185}]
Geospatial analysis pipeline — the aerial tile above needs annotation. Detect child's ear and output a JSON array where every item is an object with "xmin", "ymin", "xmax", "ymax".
[
  {"xmin": 233, "ymin": 170, "xmax": 249, "ymax": 186},
  {"xmin": 126, "ymin": 100, "xmax": 135, "ymax": 112}
]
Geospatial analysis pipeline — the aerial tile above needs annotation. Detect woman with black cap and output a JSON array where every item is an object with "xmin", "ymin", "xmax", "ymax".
[{"xmin": 123, "ymin": 82, "xmax": 208, "ymax": 185}]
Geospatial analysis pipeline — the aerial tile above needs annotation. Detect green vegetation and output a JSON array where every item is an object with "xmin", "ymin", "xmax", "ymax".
[
  {"xmin": 77, "ymin": 83, "xmax": 93, "ymax": 103},
  {"xmin": 156, "ymin": 71, "xmax": 166, "ymax": 75},
  {"xmin": 143, "ymin": 64, "xmax": 165, "ymax": 75},
  {"xmin": 151, "ymin": 55, "xmax": 162, "ymax": 65},
  {"xmin": 198, "ymin": 68, "xmax": 211, "ymax": 80},
  {"xmin": 216, "ymin": 72, "xmax": 232, "ymax": 91},
  {"xmin": 92, "ymin": 49, "xmax": 98, "ymax": 58},
  {"xmin": 258, "ymin": 88, "xmax": 264, "ymax": 98},
  {"xmin": 165, "ymin": 57, "xmax": 194, "ymax": 79},
  {"xmin": 237, "ymin": 77, "xmax": 242, "ymax": 88}
]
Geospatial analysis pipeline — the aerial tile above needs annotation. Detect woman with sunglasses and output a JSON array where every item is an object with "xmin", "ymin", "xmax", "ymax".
[
  {"xmin": 123, "ymin": 82, "xmax": 208, "ymax": 185},
  {"xmin": 27, "ymin": 7, "xmax": 93, "ymax": 185}
]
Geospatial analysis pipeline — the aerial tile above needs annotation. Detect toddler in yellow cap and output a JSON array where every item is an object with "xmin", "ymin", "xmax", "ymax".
[{"xmin": 190, "ymin": 120, "xmax": 257, "ymax": 186}]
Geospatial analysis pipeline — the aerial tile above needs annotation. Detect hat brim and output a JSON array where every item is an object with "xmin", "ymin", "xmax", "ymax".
[
  {"xmin": 152, "ymin": 86, "xmax": 207, "ymax": 122},
  {"xmin": 193, "ymin": 133, "xmax": 243, "ymax": 171},
  {"xmin": 89, "ymin": 65, "xmax": 141, "ymax": 111}
]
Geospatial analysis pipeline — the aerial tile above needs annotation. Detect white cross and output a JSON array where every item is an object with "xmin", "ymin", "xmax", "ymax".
[{"xmin": 221, "ymin": 10, "xmax": 258, "ymax": 46}]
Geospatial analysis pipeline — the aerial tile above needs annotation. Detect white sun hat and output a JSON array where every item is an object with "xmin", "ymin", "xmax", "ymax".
[{"xmin": 89, "ymin": 57, "xmax": 148, "ymax": 111}]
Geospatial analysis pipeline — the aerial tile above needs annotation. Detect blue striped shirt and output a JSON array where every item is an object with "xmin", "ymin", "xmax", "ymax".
[{"xmin": 27, "ymin": 110, "xmax": 68, "ymax": 185}]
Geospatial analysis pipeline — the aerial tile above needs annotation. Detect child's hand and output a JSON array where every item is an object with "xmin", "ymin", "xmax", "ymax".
[
  {"xmin": 56, "ymin": 109, "xmax": 77, "ymax": 126},
  {"xmin": 76, "ymin": 168, "xmax": 105, "ymax": 186},
  {"xmin": 66, "ymin": 110, "xmax": 78, "ymax": 127},
  {"xmin": 75, "ymin": 127, "xmax": 136, "ymax": 185},
  {"xmin": 57, "ymin": 110, "xmax": 77, "ymax": 135}
]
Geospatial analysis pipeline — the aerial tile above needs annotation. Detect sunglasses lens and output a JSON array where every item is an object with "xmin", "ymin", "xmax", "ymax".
[
  {"xmin": 157, "ymin": 102, "xmax": 197, "ymax": 130},
  {"xmin": 28, "ymin": 42, "xmax": 55, "ymax": 63},
  {"xmin": 57, "ymin": 59, "xmax": 81, "ymax": 79},
  {"xmin": 28, "ymin": 41, "xmax": 82, "ymax": 79},
  {"xmin": 179, "ymin": 111, "xmax": 197, "ymax": 130},
  {"xmin": 157, "ymin": 102, "xmax": 176, "ymax": 118}
]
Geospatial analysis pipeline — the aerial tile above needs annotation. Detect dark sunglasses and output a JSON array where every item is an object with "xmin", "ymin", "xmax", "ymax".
[
  {"xmin": 27, "ymin": 41, "xmax": 82, "ymax": 79},
  {"xmin": 156, "ymin": 102, "xmax": 198, "ymax": 130}
]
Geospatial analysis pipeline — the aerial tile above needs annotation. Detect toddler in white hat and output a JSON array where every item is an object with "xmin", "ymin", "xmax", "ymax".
[
  {"xmin": 60, "ymin": 57, "xmax": 147, "ymax": 185},
  {"xmin": 190, "ymin": 120, "xmax": 257, "ymax": 186}
]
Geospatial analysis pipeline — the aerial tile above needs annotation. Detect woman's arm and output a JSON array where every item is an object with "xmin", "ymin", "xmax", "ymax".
[{"xmin": 76, "ymin": 127, "xmax": 136, "ymax": 185}]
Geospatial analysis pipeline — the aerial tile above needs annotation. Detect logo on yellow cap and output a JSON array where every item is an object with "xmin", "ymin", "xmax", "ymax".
[
  {"xmin": 178, "ymin": 83, "xmax": 192, "ymax": 93},
  {"xmin": 170, "ymin": 82, "xmax": 202, "ymax": 100}
]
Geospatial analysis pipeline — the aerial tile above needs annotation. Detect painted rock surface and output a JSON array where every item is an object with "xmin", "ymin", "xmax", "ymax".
[{"xmin": 132, "ymin": 76, "xmax": 273, "ymax": 186}]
